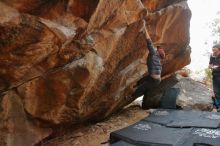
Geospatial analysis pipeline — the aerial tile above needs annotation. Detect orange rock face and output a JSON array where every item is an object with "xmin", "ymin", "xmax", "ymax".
[{"xmin": 0, "ymin": 0, "xmax": 191, "ymax": 145}]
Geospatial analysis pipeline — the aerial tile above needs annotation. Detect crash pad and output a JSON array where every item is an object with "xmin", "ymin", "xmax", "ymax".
[
  {"xmin": 110, "ymin": 120, "xmax": 192, "ymax": 146},
  {"xmin": 143, "ymin": 109, "xmax": 220, "ymax": 128},
  {"xmin": 110, "ymin": 110, "xmax": 220, "ymax": 146},
  {"xmin": 180, "ymin": 128, "xmax": 220, "ymax": 146},
  {"xmin": 160, "ymin": 88, "xmax": 180, "ymax": 109},
  {"xmin": 110, "ymin": 140, "xmax": 135, "ymax": 146}
]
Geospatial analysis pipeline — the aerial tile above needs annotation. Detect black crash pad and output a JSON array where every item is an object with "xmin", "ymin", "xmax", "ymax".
[
  {"xmin": 180, "ymin": 128, "xmax": 220, "ymax": 146},
  {"xmin": 143, "ymin": 109, "xmax": 220, "ymax": 128},
  {"xmin": 110, "ymin": 141, "xmax": 135, "ymax": 146},
  {"xmin": 160, "ymin": 88, "xmax": 180, "ymax": 109},
  {"xmin": 110, "ymin": 120, "xmax": 192, "ymax": 146},
  {"xmin": 110, "ymin": 110, "xmax": 220, "ymax": 146}
]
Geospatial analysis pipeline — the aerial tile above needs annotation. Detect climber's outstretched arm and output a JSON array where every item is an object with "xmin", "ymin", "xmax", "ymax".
[{"xmin": 144, "ymin": 28, "xmax": 156, "ymax": 54}]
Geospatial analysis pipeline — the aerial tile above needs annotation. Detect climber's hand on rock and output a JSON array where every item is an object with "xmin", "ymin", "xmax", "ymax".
[
  {"xmin": 139, "ymin": 59, "xmax": 146, "ymax": 64},
  {"xmin": 139, "ymin": 20, "xmax": 146, "ymax": 33},
  {"xmin": 139, "ymin": 9, "xmax": 148, "ymax": 19}
]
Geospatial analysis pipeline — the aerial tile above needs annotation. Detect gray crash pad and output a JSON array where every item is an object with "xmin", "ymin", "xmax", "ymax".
[
  {"xmin": 110, "ymin": 120, "xmax": 192, "ymax": 146},
  {"xmin": 160, "ymin": 88, "xmax": 180, "ymax": 109},
  {"xmin": 180, "ymin": 128, "xmax": 220, "ymax": 146},
  {"xmin": 110, "ymin": 110, "xmax": 220, "ymax": 146},
  {"xmin": 143, "ymin": 109, "xmax": 220, "ymax": 128},
  {"xmin": 110, "ymin": 141, "xmax": 135, "ymax": 146}
]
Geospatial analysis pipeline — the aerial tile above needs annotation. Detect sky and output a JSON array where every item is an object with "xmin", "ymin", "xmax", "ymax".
[{"xmin": 187, "ymin": 0, "xmax": 220, "ymax": 80}]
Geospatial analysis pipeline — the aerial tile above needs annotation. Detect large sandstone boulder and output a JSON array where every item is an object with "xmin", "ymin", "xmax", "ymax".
[{"xmin": 0, "ymin": 0, "xmax": 191, "ymax": 145}]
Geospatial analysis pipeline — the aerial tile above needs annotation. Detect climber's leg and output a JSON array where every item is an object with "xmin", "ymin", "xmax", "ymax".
[
  {"xmin": 141, "ymin": 78, "xmax": 161, "ymax": 109},
  {"xmin": 133, "ymin": 76, "xmax": 160, "ymax": 98}
]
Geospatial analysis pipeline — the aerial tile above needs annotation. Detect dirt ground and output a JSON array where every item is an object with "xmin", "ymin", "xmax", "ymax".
[{"xmin": 39, "ymin": 103, "xmax": 149, "ymax": 146}]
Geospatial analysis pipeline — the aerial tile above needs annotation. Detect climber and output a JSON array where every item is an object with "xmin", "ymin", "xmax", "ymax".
[
  {"xmin": 132, "ymin": 24, "xmax": 165, "ymax": 104},
  {"xmin": 209, "ymin": 44, "xmax": 220, "ymax": 112}
]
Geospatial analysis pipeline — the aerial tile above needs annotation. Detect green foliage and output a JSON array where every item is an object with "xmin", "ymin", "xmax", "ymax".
[
  {"xmin": 205, "ymin": 68, "xmax": 212, "ymax": 79},
  {"xmin": 210, "ymin": 11, "xmax": 220, "ymax": 44},
  {"xmin": 204, "ymin": 68, "xmax": 212, "ymax": 87}
]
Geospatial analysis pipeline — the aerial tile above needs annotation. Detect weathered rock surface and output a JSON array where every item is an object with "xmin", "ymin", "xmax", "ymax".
[
  {"xmin": 175, "ymin": 77, "xmax": 213, "ymax": 111},
  {"xmin": 145, "ymin": 1, "xmax": 191, "ymax": 75},
  {"xmin": 0, "ymin": 91, "xmax": 52, "ymax": 146},
  {"xmin": 0, "ymin": 0, "xmax": 191, "ymax": 145}
]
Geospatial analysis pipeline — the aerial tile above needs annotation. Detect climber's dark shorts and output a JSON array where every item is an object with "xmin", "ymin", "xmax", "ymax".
[{"xmin": 133, "ymin": 75, "xmax": 161, "ymax": 98}]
